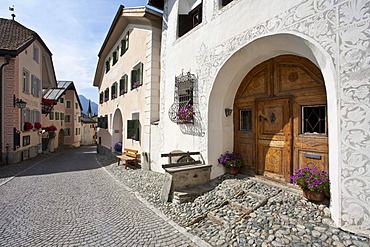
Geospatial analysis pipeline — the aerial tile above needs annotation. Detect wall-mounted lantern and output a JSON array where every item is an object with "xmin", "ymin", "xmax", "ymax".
[
  {"xmin": 225, "ymin": 108, "xmax": 233, "ymax": 117},
  {"xmin": 13, "ymin": 95, "xmax": 27, "ymax": 109}
]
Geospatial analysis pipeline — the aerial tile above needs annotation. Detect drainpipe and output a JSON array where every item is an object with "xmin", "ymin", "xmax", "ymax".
[{"xmin": 0, "ymin": 54, "xmax": 11, "ymax": 164}]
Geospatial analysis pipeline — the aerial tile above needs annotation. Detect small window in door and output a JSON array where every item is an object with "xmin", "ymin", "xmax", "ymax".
[
  {"xmin": 240, "ymin": 109, "xmax": 252, "ymax": 131},
  {"xmin": 302, "ymin": 105, "xmax": 327, "ymax": 134}
]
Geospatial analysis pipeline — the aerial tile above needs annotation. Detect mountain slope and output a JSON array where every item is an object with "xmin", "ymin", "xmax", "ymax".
[{"xmin": 78, "ymin": 95, "xmax": 98, "ymax": 115}]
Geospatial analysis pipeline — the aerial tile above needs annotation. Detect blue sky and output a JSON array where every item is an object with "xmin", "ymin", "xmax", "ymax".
[{"xmin": 0, "ymin": 0, "xmax": 148, "ymax": 103}]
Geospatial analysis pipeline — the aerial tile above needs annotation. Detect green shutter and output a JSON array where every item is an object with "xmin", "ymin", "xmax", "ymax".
[
  {"xmin": 126, "ymin": 31, "xmax": 129, "ymax": 51},
  {"xmin": 127, "ymin": 120, "xmax": 135, "ymax": 139},
  {"xmin": 124, "ymin": 75, "xmax": 128, "ymax": 93},
  {"xmin": 139, "ymin": 62, "xmax": 143, "ymax": 85},
  {"xmin": 131, "ymin": 70, "xmax": 137, "ymax": 90}
]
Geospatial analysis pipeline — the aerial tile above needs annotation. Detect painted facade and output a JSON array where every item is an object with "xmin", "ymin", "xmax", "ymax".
[
  {"xmin": 149, "ymin": 0, "xmax": 370, "ymax": 236},
  {"xmin": 42, "ymin": 81, "xmax": 83, "ymax": 149},
  {"xmin": 0, "ymin": 18, "xmax": 57, "ymax": 164},
  {"xmin": 93, "ymin": 6, "xmax": 162, "ymax": 165}
]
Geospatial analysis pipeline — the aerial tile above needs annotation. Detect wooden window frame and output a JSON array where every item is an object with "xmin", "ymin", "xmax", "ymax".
[{"xmin": 301, "ymin": 105, "xmax": 327, "ymax": 135}]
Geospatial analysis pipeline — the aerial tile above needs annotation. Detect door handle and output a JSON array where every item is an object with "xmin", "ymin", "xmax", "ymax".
[{"xmin": 259, "ymin": 114, "xmax": 268, "ymax": 121}]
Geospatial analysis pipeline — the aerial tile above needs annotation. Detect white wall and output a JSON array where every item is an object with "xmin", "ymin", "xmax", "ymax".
[{"xmin": 158, "ymin": 0, "xmax": 370, "ymax": 236}]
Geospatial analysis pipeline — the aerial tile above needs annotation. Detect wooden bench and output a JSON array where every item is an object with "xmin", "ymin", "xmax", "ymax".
[{"xmin": 117, "ymin": 148, "xmax": 139, "ymax": 169}]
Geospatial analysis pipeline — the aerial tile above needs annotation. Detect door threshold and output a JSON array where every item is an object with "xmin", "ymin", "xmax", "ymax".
[{"xmin": 250, "ymin": 174, "xmax": 302, "ymax": 194}]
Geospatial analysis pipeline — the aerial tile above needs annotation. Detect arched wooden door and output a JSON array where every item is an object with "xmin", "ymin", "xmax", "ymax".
[{"xmin": 234, "ymin": 55, "xmax": 328, "ymax": 182}]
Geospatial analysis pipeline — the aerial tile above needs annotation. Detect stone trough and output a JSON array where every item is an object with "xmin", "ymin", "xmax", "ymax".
[{"xmin": 160, "ymin": 151, "xmax": 212, "ymax": 203}]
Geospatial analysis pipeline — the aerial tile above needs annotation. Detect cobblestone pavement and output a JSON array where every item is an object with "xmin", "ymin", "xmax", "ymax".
[
  {"xmin": 97, "ymin": 152, "xmax": 370, "ymax": 247},
  {"xmin": 0, "ymin": 146, "xmax": 201, "ymax": 246}
]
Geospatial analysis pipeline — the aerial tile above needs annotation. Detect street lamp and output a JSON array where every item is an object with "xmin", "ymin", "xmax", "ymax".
[{"xmin": 13, "ymin": 94, "xmax": 27, "ymax": 109}]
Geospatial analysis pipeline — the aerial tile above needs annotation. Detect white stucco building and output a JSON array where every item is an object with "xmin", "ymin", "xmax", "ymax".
[
  {"xmin": 148, "ymin": 0, "xmax": 370, "ymax": 236},
  {"xmin": 93, "ymin": 6, "xmax": 162, "ymax": 166}
]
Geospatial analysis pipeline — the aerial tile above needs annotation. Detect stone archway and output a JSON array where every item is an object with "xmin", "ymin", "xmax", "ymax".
[
  {"xmin": 112, "ymin": 109, "xmax": 123, "ymax": 152},
  {"xmin": 206, "ymin": 33, "xmax": 339, "ymax": 224},
  {"xmin": 234, "ymin": 55, "xmax": 328, "ymax": 182}
]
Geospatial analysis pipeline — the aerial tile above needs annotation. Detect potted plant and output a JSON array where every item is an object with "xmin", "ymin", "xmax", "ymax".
[
  {"xmin": 291, "ymin": 167, "xmax": 330, "ymax": 201},
  {"xmin": 24, "ymin": 122, "xmax": 33, "ymax": 131},
  {"xmin": 114, "ymin": 141, "xmax": 122, "ymax": 152},
  {"xmin": 176, "ymin": 103, "xmax": 195, "ymax": 124},
  {"xmin": 218, "ymin": 151, "xmax": 244, "ymax": 175}
]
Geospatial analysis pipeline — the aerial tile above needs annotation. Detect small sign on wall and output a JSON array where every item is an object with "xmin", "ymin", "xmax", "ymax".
[{"xmin": 114, "ymin": 129, "xmax": 120, "ymax": 133}]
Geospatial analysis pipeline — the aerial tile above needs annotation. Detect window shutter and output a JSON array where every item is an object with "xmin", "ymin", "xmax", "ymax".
[
  {"xmin": 37, "ymin": 78, "xmax": 41, "ymax": 97},
  {"xmin": 135, "ymin": 120, "xmax": 140, "ymax": 140},
  {"xmin": 139, "ymin": 62, "xmax": 143, "ymax": 85},
  {"xmin": 31, "ymin": 75, "xmax": 35, "ymax": 96},
  {"xmin": 119, "ymin": 79, "xmax": 124, "ymax": 95},
  {"xmin": 126, "ymin": 31, "xmax": 129, "ymax": 51},
  {"xmin": 121, "ymin": 39, "xmax": 126, "ymax": 56},
  {"xmin": 124, "ymin": 75, "xmax": 128, "ymax": 93},
  {"xmin": 127, "ymin": 120, "xmax": 135, "ymax": 139},
  {"xmin": 131, "ymin": 70, "xmax": 137, "ymax": 90}
]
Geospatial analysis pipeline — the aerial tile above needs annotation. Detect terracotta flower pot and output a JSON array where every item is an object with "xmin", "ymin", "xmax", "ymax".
[
  {"xmin": 303, "ymin": 189, "xmax": 325, "ymax": 202},
  {"xmin": 227, "ymin": 167, "xmax": 240, "ymax": 175}
]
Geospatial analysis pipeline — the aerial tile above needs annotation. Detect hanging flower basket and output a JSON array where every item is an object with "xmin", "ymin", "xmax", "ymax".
[{"xmin": 41, "ymin": 98, "xmax": 55, "ymax": 114}]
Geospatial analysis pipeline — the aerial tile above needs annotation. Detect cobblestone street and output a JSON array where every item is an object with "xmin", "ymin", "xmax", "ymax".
[{"xmin": 0, "ymin": 146, "xmax": 200, "ymax": 246}]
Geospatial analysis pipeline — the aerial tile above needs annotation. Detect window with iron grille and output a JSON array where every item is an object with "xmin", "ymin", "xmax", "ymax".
[
  {"xmin": 240, "ymin": 109, "xmax": 252, "ymax": 131},
  {"xmin": 302, "ymin": 105, "xmax": 327, "ymax": 134},
  {"xmin": 120, "ymin": 74, "xmax": 128, "ymax": 95},
  {"xmin": 168, "ymin": 72, "xmax": 196, "ymax": 124}
]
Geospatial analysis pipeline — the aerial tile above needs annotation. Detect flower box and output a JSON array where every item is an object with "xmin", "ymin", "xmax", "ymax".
[{"xmin": 176, "ymin": 104, "xmax": 195, "ymax": 124}]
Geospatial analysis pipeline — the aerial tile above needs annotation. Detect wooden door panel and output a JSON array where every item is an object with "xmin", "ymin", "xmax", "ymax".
[
  {"xmin": 298, "ymin": 150, "xmax": 328, "ymax": 172},
  {"xmin": 239, "ymin": 143, "xmax": 254, "ymax": 169},
  {"xmin": 257, "ymin": 98, "xmax": 291, "ymax": 181},
  {"xmin": 259, "ymin": 105, "xmax": 285, "ymax": 137}
]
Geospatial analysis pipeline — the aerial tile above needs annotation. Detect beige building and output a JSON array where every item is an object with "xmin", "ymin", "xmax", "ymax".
[
  {"xmin": 93, "ymin": 5, "xmax": 162, "ymax": 168},
  {"xmin": 80, "ymin": 101, "xmax": 97, "ymax": 146},
  {"xmin": 42, "ymin": 81, "xmax": 83, "ymax": 149},
  {"xmin": 0, "ymin": 18, "xmax": 57, "ymax": 164}
]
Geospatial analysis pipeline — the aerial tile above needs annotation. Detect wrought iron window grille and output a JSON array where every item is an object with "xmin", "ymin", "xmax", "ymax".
[{"xmin": 168, "ymin": 71, "xmax": 197, "ymax": 124}]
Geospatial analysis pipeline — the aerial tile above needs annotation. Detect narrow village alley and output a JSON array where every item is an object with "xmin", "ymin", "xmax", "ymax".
[{"xmin": 0, "ymin": 146, "xmax": 201, "ymax": 246}]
